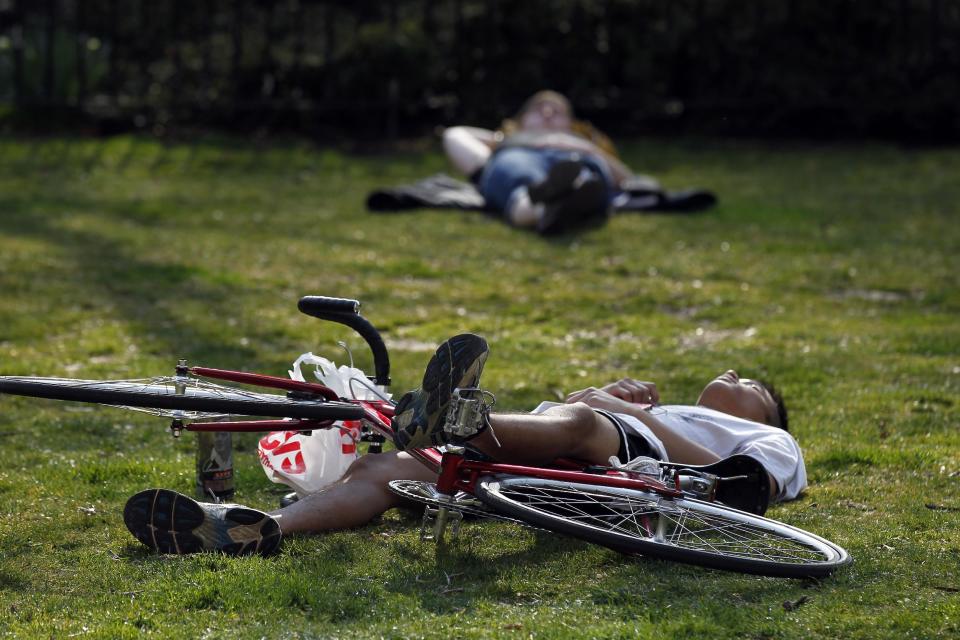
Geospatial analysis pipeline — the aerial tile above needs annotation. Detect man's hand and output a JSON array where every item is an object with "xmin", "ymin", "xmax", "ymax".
[
  {"xmin": 566, "ymin": 378, "xmax": 659, "ymax": 406},
  {"xmin": 564, "ymin": 387, "xmax": 639, "ymax": 414},
  {"xmin": 564, "ymin": 378, "xmax": 659, "ymax": 415}
]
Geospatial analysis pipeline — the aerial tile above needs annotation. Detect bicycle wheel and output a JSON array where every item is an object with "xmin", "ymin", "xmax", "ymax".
[
  {"xmin": 476, "ymin": 476, "xmax": 850, "ymax": 578},
  {"xmin": 0, "ymin": 376, "xmax": 364, "ymax": 421}
]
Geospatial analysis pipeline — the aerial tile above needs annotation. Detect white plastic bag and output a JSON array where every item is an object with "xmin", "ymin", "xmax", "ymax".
[
  {"xmin": 257, "ymin": 352, "xmax": 391, "ymax": 496},
  {"xmin": 257, "ymin": 425, "xmax": 360, "ymax": 497}
]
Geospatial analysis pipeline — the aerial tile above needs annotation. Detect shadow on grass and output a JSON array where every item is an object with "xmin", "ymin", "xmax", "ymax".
[
  {"xmin": 101, "ymin": 512, "xmax": 840, "ymax": 632},
  {"xmin": 373, "ymin": 524, "xmax": 828, "ymax": 617}
]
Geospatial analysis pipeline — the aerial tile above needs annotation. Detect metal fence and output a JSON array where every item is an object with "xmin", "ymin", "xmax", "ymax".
[{"xmin": 1, "ymin": 0, "xmax": 958, "ymax": 139}]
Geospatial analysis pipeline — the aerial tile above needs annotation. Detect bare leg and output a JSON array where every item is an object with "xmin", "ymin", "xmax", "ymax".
[
  {"xmin": 470, "ymin": 402, "xmax": 620, "ymax": 466},
  {"xmin": 270, "ymin": 450, "xmax": 435, "ymax": 534},
  {"xmin": 270, "ymin": 405, "xmax": 619, "ymax": 535}
]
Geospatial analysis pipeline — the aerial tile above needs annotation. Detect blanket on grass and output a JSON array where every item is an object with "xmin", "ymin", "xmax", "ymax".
[{"xmin": 366, "ymin": 174, "xmax": 716, "ymax": 214}]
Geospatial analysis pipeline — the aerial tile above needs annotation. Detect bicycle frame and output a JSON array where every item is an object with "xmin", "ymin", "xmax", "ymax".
[
  {"xmin": 176, "ymin": 367, "xmax": 683, "ymax": 498},
  {"xmin": 433, "ymin": 448, "xmax": 683, "ymax": 498},
  {"xmin": 171, "ymin": 294, "xmax": 706, "ymax": 522},
  {"xmin": 180, "ymin": 365, "xmax": 682, "ymax": 499}
]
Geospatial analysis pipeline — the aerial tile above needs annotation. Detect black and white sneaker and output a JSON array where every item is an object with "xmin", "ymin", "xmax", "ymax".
[
  {"xmin": 528, "ymin": 159, "xmax": 584, "ymax": 204},
  {"xmin": 392, "ymin": 334, "xmax": 489, "ymax": 451},
  {"xmin": 123, "ymin": 488, "xmax": 282, "ymax": 556},
  {"xmin": 536, "ymin": 175, "xmax": 608, "ymax": 236}
]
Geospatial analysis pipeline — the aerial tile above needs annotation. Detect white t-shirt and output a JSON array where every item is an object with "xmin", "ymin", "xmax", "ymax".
[{"xmin": 531, "ymin": 402, "xmax": 807, "ymax": 502}]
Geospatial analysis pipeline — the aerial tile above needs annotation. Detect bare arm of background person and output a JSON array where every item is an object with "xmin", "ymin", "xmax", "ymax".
[{"xmin": 442, "ymin": 126, "xmax": 500, "ymax": 176}]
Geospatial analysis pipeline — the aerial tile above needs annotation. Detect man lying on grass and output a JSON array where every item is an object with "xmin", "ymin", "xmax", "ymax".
[{"xmin": 123, "ymin": 334, "xmax": 803, "ymax": 556}]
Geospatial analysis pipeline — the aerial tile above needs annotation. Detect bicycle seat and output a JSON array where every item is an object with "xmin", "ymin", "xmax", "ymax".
[{"xmin": 663, "ymin": 455, "xmax": 770, "ymax": 515}]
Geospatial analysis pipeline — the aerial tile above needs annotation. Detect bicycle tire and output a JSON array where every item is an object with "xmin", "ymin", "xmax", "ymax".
[
  {"xmin": 0, "ymin": 376, "xmax": 364, "ymax": 421},
  {"xmin": 476, "ymin": 476, "xmax": 850, "ymax": 578}
]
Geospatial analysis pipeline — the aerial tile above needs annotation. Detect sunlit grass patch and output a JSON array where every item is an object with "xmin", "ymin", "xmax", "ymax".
[{"xmin": 0, "ymin": 135, "xmax": 957, "ymax": 638}]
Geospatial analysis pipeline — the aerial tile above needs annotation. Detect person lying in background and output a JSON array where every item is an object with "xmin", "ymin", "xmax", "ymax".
[{"xmin": 442, "ymin": 90, "xmax": 641, "ymax": 235}]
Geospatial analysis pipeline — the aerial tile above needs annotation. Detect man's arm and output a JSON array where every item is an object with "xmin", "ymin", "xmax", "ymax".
[
  {"xmin": 569, "ymin": 382, "xmax": 782, "ymax": 499},
  {"xmin": 565, "ymin": 387, "xmax": 721, "ymax": 465},
  {"xmin": 569, "ymin": 378, "xmax": 660, "ymax": 405}
]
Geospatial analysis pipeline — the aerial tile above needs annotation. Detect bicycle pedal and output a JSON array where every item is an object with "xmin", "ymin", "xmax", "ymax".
[
  {"xmin": 419, "ymin": 505, "xmax": 463, "ymax": 542},
  {"xmin": 443, "ymin": 388, "xmax": 495, "ymax": 439}
]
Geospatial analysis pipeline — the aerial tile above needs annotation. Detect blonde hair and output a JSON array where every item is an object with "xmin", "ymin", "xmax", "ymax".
[{"xmin": 499, "ymin": 90, "xmax": 619, "ymax": 158}]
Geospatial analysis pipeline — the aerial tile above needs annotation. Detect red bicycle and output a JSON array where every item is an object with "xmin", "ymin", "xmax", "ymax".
[{"xmin": 0, "ymin": 296, "xmax": 850, "ymax": 578}]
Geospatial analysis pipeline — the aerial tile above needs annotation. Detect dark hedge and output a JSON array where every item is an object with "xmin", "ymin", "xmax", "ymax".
[{"xmin": 1, "ymin": 0, "xmax": 957, "ymax": 140}]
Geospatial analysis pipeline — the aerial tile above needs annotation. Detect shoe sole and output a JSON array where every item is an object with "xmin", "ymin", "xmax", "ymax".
[
  {"xmin": 123, "ymin": 488, "xmax": 282, "ymax": 556},
  {"xmin": 393, "ymin": 334, "xmax": 489, "ymax": 449},
  {"xmin": 537, "ymin": 177, "xmax": 608, "ymax": 235},
  {"xmin": 528, "ymin": 160, "xmax": 583, "ymax": 204}
]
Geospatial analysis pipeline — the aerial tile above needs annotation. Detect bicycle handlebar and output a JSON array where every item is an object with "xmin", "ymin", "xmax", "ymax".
[{"xmin": 297, "ymin": 296, "xmax": 391, "ymax": 386}]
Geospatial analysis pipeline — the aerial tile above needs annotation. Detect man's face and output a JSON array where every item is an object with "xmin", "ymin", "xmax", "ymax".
[
  {"xmin": 520, "ymin": 99, "xmax": 572, "ymax": 132},
  {"xmin": 697, "ymin": 370, "xmax": 779, "ymax": 426}
]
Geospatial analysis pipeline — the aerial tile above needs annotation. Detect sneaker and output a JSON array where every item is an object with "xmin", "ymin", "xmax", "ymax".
[
  {"xmin": 123, "ymin": 488, "xmax": 282, "ymax": 556},
  {"xmin": 528, "ymin": 159, "xmax": 584, "ymax": 204},
  {"xmin": 392, "ymin": 334, "xmax": 489, "ymax": 451},
  {"xmin": 537, "ymin": 175, "xmax": 608, "ymax": 236}
]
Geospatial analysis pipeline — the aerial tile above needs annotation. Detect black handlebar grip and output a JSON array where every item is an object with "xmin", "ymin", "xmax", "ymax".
[
  {"xmin": 297, "ymin": 296, "xmax": 391, "ymax": 386},
  {"xmin": 298, "ymin": 296, "xmax": 360, "ymax": 315}
]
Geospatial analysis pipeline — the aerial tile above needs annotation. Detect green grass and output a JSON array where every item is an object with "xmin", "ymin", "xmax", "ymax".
[{"xmin": 0, "ymin": 134, "xmax": 958, "ymax": 639}]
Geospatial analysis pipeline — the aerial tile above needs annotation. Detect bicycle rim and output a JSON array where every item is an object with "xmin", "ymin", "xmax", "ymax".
[
  {"xmin": 476, "ymin": 476, "xmax": 850, "ymax": 578},
  {"xmin": 0, "ymin": 376, "xmax": 364, "ymax": 421}
]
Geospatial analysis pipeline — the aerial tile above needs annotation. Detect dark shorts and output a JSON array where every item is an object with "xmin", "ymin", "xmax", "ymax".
[{"xmin": 594, "ymin": 409, "xmax": 663, "ymax": 464}]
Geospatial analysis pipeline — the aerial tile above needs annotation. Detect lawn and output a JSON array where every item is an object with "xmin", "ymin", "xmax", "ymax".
[{"xmin": 0, "ymin": 135, "xmax": 957, "ymax": 639}]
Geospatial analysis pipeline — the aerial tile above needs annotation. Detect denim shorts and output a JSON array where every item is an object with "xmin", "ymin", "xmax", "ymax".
[{"xmin": 478, "ymin": 146, "xmax": 616, "ymax": 215}]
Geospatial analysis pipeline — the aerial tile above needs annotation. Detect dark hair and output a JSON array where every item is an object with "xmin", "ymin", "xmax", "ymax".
[{"xmin": 758, "ymin": 380, "xmax": 789, "ymax": 432}]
